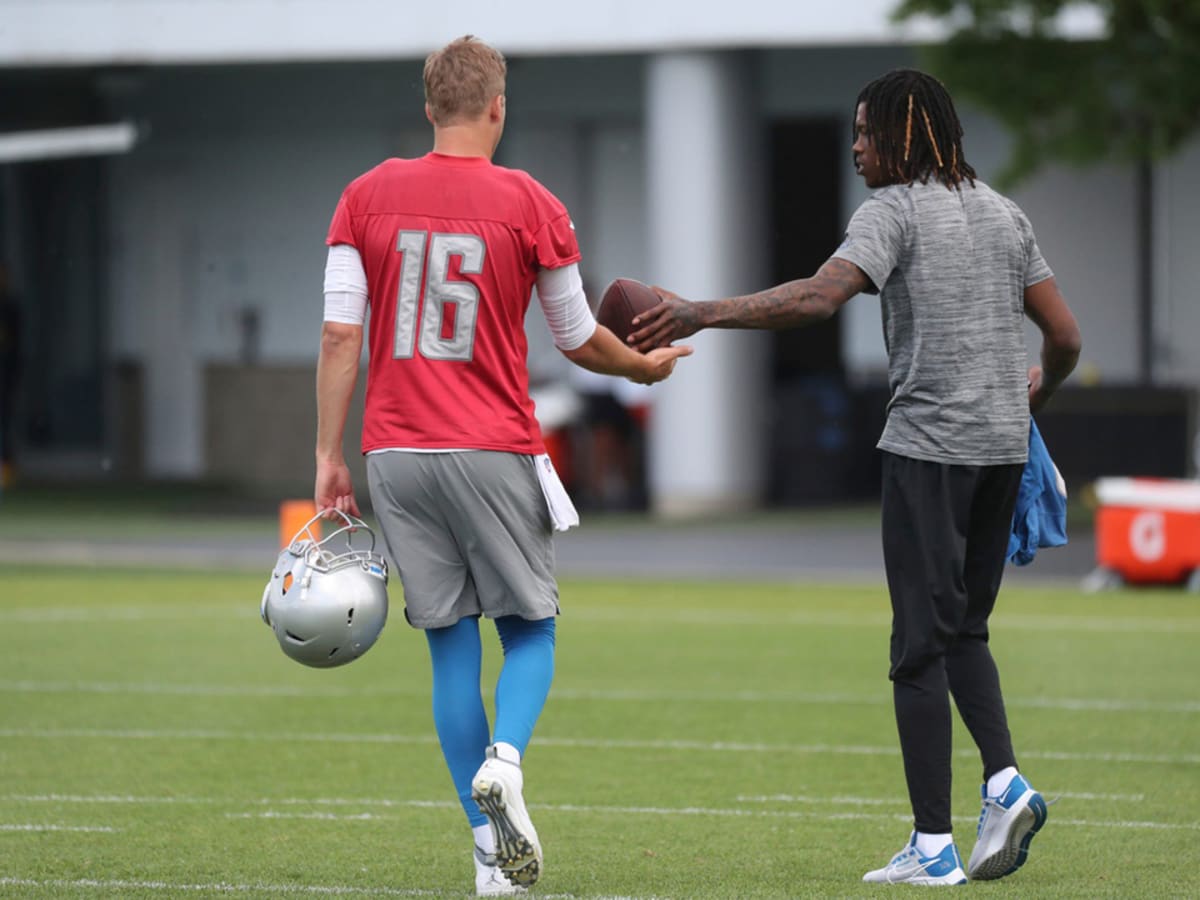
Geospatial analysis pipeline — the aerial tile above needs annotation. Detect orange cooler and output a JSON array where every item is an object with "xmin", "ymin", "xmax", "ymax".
[{"xmin": 1094, "ymin": 478, "xmax": 1200, "ymax": 584}]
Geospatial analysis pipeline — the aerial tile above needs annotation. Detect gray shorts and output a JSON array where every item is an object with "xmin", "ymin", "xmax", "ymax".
[{"xmin": 365, "ymin": 450, "xmax": 559, "ymax": 630}]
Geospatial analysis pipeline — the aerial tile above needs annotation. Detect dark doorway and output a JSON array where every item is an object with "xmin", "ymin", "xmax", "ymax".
[
  {"xmin": 0, "ymin": 71, "xmax": 112, "ymax": 480},
  {"xmin": 769, "ymin": 118, "xmax": 844, "ymax": 379},
  {"xmin": 766, "ymin": 118, "xmax": 855, "ymax": 505}
]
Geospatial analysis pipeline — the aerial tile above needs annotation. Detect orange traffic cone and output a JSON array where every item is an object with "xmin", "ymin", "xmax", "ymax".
[{"xmin": 279, "ymin": 499, "xmax": 320, "ymax": 549}]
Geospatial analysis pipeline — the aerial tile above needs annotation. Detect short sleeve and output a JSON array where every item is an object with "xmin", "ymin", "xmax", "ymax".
[
  {"xmin": 522, "ymin": 176, "xmax": 581, "ymax": 270},
  {"xmin": 1015, "ymin": 208, "xmax": 1053, "ymax": 287},
  {"xmin": 325, "ymin": 191, "xmax": 357, "ymax": 248},
  {"xmin": 532, "ymin": 213, "xmax": 581, "ymax": 270},
  {"xmin": 831, "ymin": 193, "xmax": 907, "ymax": 295}
]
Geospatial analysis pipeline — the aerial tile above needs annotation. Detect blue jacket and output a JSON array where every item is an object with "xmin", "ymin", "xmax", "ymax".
[{"xmin": 1008, "ymin": 418, "xmax": 1068, "ymax": 566}]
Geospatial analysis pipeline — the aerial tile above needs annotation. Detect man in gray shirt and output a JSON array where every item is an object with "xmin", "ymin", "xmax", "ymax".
[{"xmin": 630, "ymin": 68, "xmax": 1081, "ymax": 886}]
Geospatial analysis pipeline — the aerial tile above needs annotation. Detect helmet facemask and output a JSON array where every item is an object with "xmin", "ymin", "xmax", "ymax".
[{"xmin": 261, "ymin": 510, "xmax": 389, "ymax": 668}]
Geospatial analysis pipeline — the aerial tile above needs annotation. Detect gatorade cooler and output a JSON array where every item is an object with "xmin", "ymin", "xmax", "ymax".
[{"xmin": 1093, "ymin": 477, "xmax": 1200, "ymax": 586}]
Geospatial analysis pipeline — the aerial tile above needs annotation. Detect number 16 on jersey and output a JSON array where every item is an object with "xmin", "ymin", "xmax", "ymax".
[{"xmin": 393, "ymin": 231, "xmax": 485, "ymax": 362}]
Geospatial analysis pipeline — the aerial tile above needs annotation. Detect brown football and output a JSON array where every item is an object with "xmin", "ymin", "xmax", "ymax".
[{"xmin": 596, "ymin": 278, "xmax": 662, "ymax": 347}]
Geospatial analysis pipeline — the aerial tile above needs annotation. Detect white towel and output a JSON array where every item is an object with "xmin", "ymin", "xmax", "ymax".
[{"xmin": 533, "ymin": 453, "xmax": 580, "ymax": 532}]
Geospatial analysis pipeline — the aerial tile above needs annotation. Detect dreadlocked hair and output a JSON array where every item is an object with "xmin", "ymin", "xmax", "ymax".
[{"xmin": 855, "ymin": 69, "xmax": 976, "ymax": 189}]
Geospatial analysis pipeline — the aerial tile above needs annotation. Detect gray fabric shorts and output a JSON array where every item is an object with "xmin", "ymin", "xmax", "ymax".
[{"xmin": 365, "ymin": 450, "xmax": 559, "ymax": 630}]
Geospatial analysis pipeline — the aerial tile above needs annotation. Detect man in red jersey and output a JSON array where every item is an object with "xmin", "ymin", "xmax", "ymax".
[{"xmin": 314, "ymin": 35, "xmax": 690, "ymax": 896}]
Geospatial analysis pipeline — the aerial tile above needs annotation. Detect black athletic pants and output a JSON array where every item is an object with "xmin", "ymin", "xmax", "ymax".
[{"xmin": 880, "ymin": 451, "xmax": 1023, "ymax": 834}]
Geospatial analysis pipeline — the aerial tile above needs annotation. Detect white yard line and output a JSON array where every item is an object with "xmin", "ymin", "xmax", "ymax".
[
  {"xmin": 0, "ymin": 823, "xmax": 117, "ymax": 832},
  {"xmin": 2, "ymin": 678, "xmax": 1197, "ymax": 714},
  {"xmin": 0, "ymin": 877, "xmax": 608, "ymax": 899},
  {"xmin": 3, "ymin": 603, "xmax": 1199, "ymax": 634},
  {"xmin": 0, "ymin": 878, "xmax": 439, "ymax": 896},
  {"xmin": 736, "ymin": 790, "xmax": 1146, "ymax": 803},
  {"xmin": 5, "ymin": 793, "xmax": 1191, "ymax": 832},
  {"xmin": 227, "ymin": 805, "xmax": 1200, "ymax": 832},
  {"xmin": 2, "ymin": 727, "xmax": 1197, "ymax": 765}
]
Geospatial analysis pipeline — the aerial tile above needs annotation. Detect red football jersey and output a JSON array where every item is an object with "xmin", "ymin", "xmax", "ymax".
[{"xmin": 326, "ymin": 153, "xmax": 581, "ymax": 454}]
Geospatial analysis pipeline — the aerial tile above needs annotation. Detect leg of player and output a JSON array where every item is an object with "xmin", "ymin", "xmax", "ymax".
[
  {"xmin": 864, "ymin": 453, "xmax": 967, "ymax": 885},
  {"xmin": 953, "ymin": 465, "xmax": 1048, "ymax": 881},
  {"xmin": 424, "ymin": 618, "xmax": 523, "ymax": 896},
  {"xmin": 471, "ymin": 615, "xmax": 555, "ymax": 889}
]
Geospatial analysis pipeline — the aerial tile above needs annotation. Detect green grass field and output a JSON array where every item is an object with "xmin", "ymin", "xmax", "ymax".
[{"xmin": 1, "ymin": 565, "xmax": 1198, "ymax": 898}]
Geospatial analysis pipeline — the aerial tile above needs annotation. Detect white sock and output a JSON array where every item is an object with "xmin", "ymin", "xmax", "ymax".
[
  {"xmin": 493, "ymin": 741, "xmax": 521, "ymax": 766},
  {"xmin": 914, "ymin": 831, "xmax": 953, "ymax": 857},
  {"xmin": 987, "ymin": 766, "xmax": 1020, "ymax": 797},
  {"xmin": 473, "ymin": 823, "xmax": 494, "ymax": 856}
]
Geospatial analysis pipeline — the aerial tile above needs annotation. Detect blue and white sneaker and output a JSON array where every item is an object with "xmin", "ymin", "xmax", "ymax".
[
  {"xmin": 966, "ymin": 772, "xmax": 1048, "ymax": 880},
  {"xmin": 862, "ymin": 833, "xmax": 968, "ymax": 885}
]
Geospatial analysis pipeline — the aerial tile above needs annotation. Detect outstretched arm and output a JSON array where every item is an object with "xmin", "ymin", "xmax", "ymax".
[
  {"xmin": 1023, "ymin": 276, "xmax": 1081, "ymax": 412},
  {"xmin": 534, "ymin": 262, "xmax": 693, "ymax": 385},
  {"xmin": 627, "ymin": 258, "xmax": 871, "ymax": 351}
]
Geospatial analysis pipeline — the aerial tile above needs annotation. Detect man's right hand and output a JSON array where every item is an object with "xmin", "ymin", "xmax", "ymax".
[
  {"xmin": 630, "ymin": 344, "xmax": 693, "ymax": 385},
  {"xmin": 315, "ymin": 458, "xmax": 361, "ymax": 520},
  {"xmin": 628, "ymin": 287, "xmax": 704, "ymax": 352}
]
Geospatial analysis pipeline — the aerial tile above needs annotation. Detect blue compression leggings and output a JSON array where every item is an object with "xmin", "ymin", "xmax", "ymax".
[{"xmin": 424, "ymin": 615, "xmax": 556, "ymax": 826}]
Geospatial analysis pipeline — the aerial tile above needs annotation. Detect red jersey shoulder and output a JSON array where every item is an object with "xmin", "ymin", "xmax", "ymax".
[
  {"xmin": 487, "ymin": 165, "xmax": 579, "ymax": 270},
  {"xmin": 488, "ymin": 164, "xmax": 571, "ymax": 226},
  {"xmin": 327, "ymin": 159, "xmax": 426, "ymax": 247},
  {"xmin": 340, "ymin": 158, "xmax": 422, "ymax": 207}
]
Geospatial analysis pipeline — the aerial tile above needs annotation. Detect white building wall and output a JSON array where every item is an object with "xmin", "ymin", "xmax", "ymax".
[
  {"xmin": 2, "ymin": 0, "xmax": 961, "ymax": 65},
  {"xmin": 86, "ymin": 49, "xmax": 1200, "ymax": 485},
  {"xmin": 645, "ymin": 52, "xmax": 770, "ymax": 514}
]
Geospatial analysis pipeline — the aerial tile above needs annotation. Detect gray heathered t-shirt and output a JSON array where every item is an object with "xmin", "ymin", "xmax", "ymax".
[{"xmin": 833, "ymin": 179, "xmax": 1052, "ymax": 466}]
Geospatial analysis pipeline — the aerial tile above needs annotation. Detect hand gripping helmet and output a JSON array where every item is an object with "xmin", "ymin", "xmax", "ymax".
[{"xmin": 261, "ymin": 510, "xmax": 389, "ymax": 668}]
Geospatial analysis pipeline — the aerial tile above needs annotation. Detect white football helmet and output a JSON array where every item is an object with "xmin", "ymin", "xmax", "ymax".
[{"xmin": 261, "ymin": 510, "xmax": 389, "ymax": 668}]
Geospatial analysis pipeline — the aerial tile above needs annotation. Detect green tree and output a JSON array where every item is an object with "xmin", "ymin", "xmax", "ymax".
[{"xmin": 893, "ymin": 0, "xmax": 1200, "ymax": 381}]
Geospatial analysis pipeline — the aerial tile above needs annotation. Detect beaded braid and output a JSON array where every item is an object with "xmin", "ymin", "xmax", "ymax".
[{"xmin": 855, "ymin": 69, "xmax": 976, "ymax": 189}]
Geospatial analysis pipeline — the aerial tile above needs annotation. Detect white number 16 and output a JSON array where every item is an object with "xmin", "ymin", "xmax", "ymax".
[{"xmin": 393, "ymin": 230, "xmax": 485, "ymax": 361}]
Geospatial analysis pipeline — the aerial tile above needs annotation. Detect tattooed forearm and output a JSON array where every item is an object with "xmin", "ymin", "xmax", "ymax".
[{"xmin": 699, "ymin": 259, "xmax": 870, "ymax": 331}]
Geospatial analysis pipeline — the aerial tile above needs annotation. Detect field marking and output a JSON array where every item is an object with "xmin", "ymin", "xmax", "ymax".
[
  {"xmin": 6, "ymin": 793, "xmax": 1192, "ymax": 833},
  {"xmin": 0, "ymin": 823, "xmax": 118, "ymax": 833},
  {"xmin": 3, "ymin": 678, "xmax": 1198, "ymax": 715},
  {"xmin": 0, "ymin": 877, "xmax": 626, "ymax": 899},
  {"xmin": 0, "ymin": 878, "xmax": 439, "ymax": 897},
  {"xmin": 2, "ymin": 726, "xmax": 1198, "ymax": 766},
  {"xmin": 568, "ymin": 606, "xmax": 1200, "ymax": 634},
  {"xmin": 4, "ymin": 602, "xmax": 1200, "ymax": 635},
  {"xmin": 737, "ymin": 790, "xmax": 1146, "ymax": 803},
  {"xmin": 230, "ymin": 805, "xmax": 1200, "ymax": 832},
  {"xmin": 7, "ymin": 790, "xmax": 1147, "ymax": 809},
  {"xmin": 0, "ymin": 605, "xmax": 249, "ymax": 623}
]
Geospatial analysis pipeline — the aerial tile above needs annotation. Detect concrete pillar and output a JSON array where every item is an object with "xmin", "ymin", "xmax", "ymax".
[
  {"xmin": 644, "ymin": 51, "xmax": 770, "ymax": 516},
  {"xmin": 141, "ymin": 174, "xmax": 203, "ymax": 478}
]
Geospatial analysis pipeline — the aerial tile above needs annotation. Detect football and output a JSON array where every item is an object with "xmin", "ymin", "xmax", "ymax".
[{"xmin": 596, "ymin": 278, "xmax": 662, "ymax": 346}]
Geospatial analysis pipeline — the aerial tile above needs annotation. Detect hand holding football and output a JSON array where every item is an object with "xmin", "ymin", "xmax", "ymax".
[{"xmin": 596, "ymin": 278, "xmax": 662, "ymax": 348}]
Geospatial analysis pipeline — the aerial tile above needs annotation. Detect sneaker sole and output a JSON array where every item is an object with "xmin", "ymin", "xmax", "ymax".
[
  {"xmin": 969, "ymin": 792, "xmax": 1048, "ymax": 881},
  {"xmin": 472, "ymin": 778, "xmax": 541, "ymax": 888}
]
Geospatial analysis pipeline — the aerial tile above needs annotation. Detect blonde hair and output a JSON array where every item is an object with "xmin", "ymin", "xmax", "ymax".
[{"xmin": 423, "ymin": 35, "xmax": 507, "ymax": 126}]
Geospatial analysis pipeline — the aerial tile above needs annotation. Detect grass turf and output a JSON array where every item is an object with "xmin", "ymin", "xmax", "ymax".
[{"xmin": 0, "ymin": 567, "xmax": 1197, "ymax": 898}]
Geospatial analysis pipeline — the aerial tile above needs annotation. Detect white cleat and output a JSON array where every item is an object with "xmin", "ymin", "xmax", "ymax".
[
  {"xmin": 471, "ymin": 746, "xmax": 542, "ymax": 888},
  {"xmin": 473, "ymin": 846, "xmax": 527, "ymax": 896},
  {"xmin": 967, "ymin": 772, "xmax": 1048, "ymax": 880},
  {"xmin": 862, "ymin": 833, "xmax": 968, "ymax": 886}
]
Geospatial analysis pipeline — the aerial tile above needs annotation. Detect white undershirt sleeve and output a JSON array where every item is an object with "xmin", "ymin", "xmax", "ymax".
[
  {"xmin": 536, "ymin": 262, "xmax": 596, "ymax": 351},
  {"xmin": 323, "ymin": 244, "xmax": 369, "ymax": 325}
]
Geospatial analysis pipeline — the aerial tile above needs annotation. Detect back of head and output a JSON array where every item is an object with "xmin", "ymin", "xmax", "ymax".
[
  {"xmin": 424, "ymin": 35, "xmax": 507, "ymax": 126},
  {"xmin": 856, "ymin": 69, "xmax": 976, "ymax": 189}
]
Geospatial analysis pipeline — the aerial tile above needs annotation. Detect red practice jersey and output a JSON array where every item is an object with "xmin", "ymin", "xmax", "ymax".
[{"xmin": 326, "ymin": 153, "xmax": 581, "ymax": 454}]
